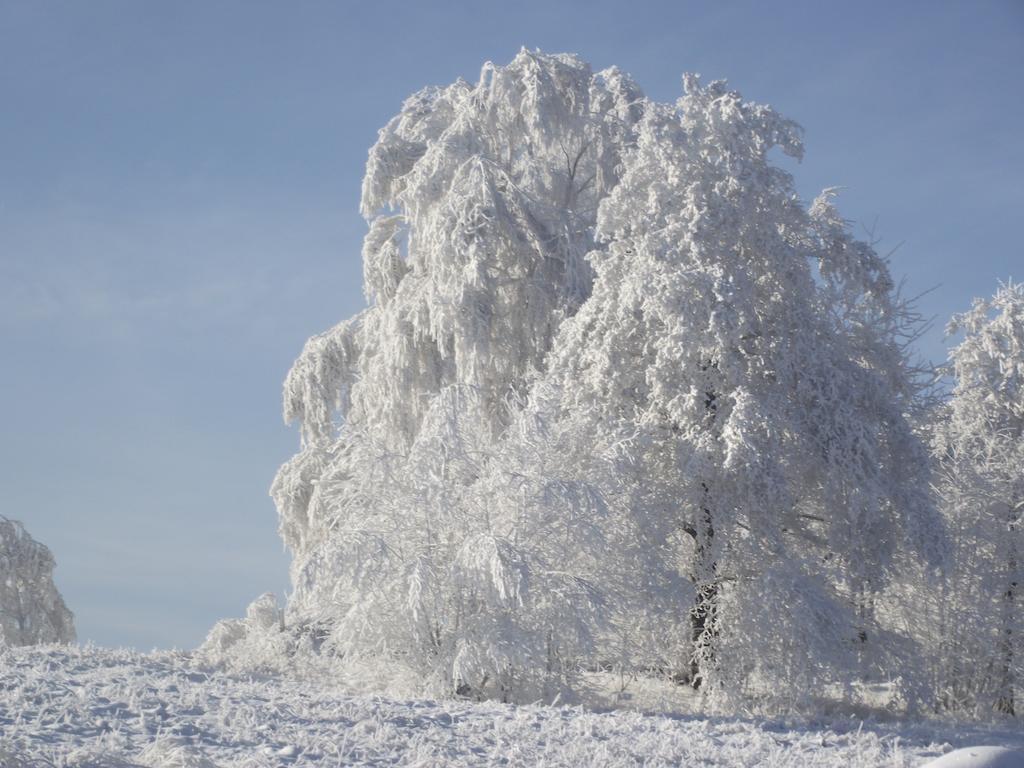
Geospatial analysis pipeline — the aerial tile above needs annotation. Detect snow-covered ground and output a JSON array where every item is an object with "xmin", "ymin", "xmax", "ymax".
[{"xmin": 1, "ymin": 647, "xmax": 1022, "ymax": 767}]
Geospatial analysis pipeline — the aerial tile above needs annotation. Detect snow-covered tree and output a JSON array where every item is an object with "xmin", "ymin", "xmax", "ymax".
[
  {"xmin": 0, "ymin": 517, "xmax": 75, "ymax": 646},
  {"xmin": 535, "ymin": 75, "xmax": 942, "ymax": 704},
  {"xmin": 270, "ymin": 51, "xmax": 944, "ymax": 707},
  {"xmin": 930, "ymin": 282, "xmax": 1024, "ymax": 715},
  {"xmin": 271, "ymin": 50, "xmax": 644, "ymax": 699}
]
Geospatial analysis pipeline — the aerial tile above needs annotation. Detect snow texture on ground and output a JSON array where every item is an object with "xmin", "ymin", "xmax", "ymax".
[{"xmin": 0, "ymin": 646, "xmax": 1021, "ymax": 767}]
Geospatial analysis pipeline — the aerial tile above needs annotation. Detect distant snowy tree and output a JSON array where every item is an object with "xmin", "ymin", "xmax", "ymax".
[
  {"xmin": 929, "ymin": 283, "xmax": 1024, "ymax": 716},
  {"xmin": 535, "ymin": 75, "xmax": 942, "ymax": 704},
  {"xmin": 0, "ymin": 517, "xmax": 75, "ymax": 646}
]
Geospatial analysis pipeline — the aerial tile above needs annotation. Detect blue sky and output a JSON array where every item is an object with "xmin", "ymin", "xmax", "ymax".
[{"xmin": 1, "ymin": 1, "xmax": 1021, "ymax": 650}]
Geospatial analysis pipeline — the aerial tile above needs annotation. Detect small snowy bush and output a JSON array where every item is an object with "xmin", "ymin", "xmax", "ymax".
[{"xmin": 198, "ymin": 593, "xmax": 291, "ymax": 674}]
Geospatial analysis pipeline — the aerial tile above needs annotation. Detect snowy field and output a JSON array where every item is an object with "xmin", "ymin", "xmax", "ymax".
[{"xmin": 1, "ymin": 646, "xmax": 1022, "ymax": 767}]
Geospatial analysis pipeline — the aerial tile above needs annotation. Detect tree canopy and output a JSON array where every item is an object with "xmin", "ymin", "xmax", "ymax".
[{"xmin": 264, "ymin": 50, "xmax": 988, "ymax": 711}]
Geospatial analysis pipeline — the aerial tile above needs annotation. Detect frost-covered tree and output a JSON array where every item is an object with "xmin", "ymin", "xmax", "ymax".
[
  {"xmin": 270, "ymin": 52, "xmax": 943, "ymax": 707},
  {"xmin": 271, "ymin": 51, "xmax": 644, "ymax": 699},
  {"xmin": 0, "ymin": 517, "xmax": 75, "ymax": 646},
  {"xmin": 930, "ymin": 283, "xmax": 1024, "ymax": 715},
  {"xmin": 536, "ymin": 75, "xmax": 942, "ymax": 703}
]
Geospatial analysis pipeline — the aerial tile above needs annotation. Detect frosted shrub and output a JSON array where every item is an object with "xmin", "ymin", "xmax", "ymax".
[{"xmin": 198, "ymin": 593, "xmax": 292, "ymax": 675}]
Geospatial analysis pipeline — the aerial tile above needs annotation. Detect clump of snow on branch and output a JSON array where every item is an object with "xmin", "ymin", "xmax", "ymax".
[{"xmin": 0, "ymin": 516, "xmax": 75, "ymax": 646}]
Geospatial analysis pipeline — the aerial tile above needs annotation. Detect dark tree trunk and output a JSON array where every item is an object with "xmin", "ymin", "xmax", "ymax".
[
  {"xmin": 854, "ymin": 579, "xmax": 874, "ymax": 681},
  {"xmin": 689, "ymin": 502, "xmax": 718, "ymax": 689},
  {"xmin": 674, "ymin": 362, "xmax": 721, "ymax": 691},
  {"xmin": 686, "ymin": 367, "xmax": 721, "ymax": 690},
  {"xmin": 996, "ymin": 500, "xmax": 1018, "ymax": 716}
]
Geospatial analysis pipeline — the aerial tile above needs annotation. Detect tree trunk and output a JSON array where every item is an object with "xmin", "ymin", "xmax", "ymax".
[
  {"xmin": 996, "ymin": 499, "xmax": 1018, "ymax": 716},
  {"xmin": 687, "ymin": 368, "xmax": 720, "ymax": 690},
  {"xmin": 854, "ymin": 579, "xmax": 874, "ymax": 681},
  {"xmin": 689, "ymin": 491, "xmax": 718, "ymax": 690}
]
